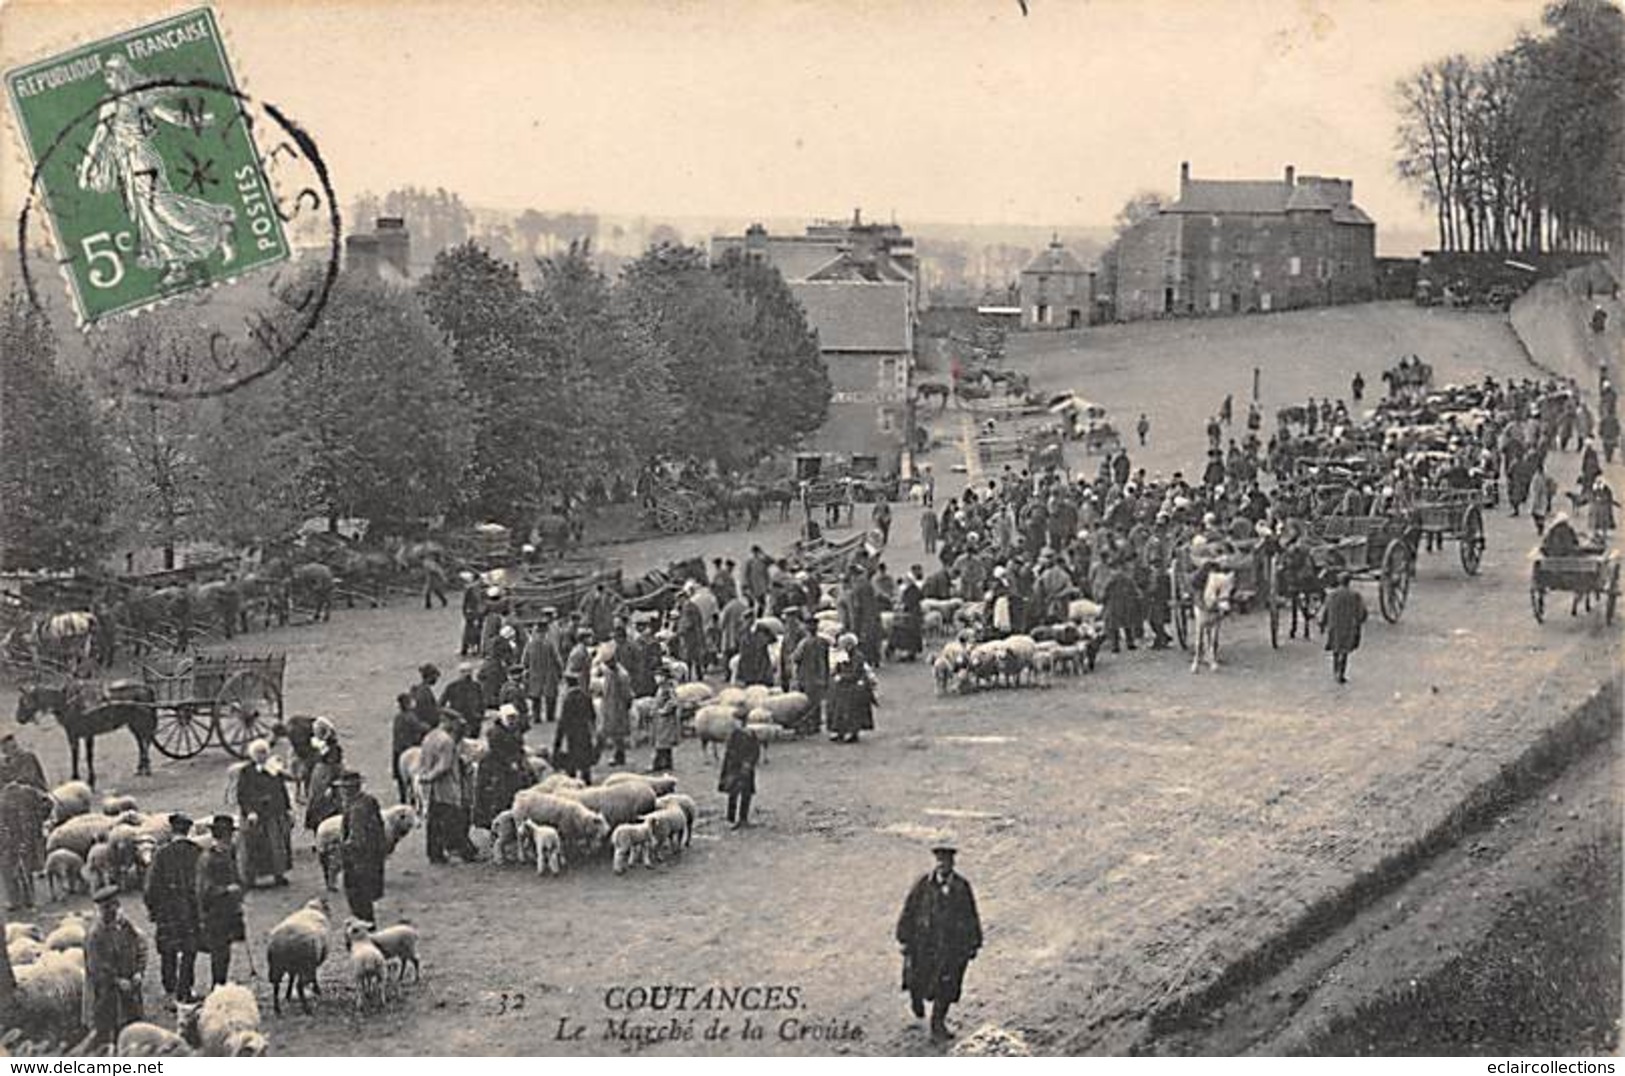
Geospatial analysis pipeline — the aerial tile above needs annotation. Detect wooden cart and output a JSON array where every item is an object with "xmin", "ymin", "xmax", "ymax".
[
  {"xmin": 1304, "ymin": 515, "xmax": 1415, "ymax": 623},
  {"xmin": 1530, "ymin": 551, "xmax": 1620, "ymax": 625},
  {"xmin": 141, "ymin": 651, "xmax": 286, "ymax": 760},
  {"xmin": 1169, "ymin": 540, "xmax": 1281, "ymax": 650},
  {"xmin": 1414, "ymin": 487, "xmax": 1487, "ymax": 576}
]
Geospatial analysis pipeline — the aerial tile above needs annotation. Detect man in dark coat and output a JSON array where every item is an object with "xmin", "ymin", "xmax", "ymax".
[
  {"xmin": 1319, "ymin": 573, "xmax": 1367, "ymax": 684},
  {"xmin": 718, "ymin": 709, "xmax": 761, "ymax": 829},
  {"xmin": 411, "ymin": 663, "xmax": 441, "ymax": 728},
  {"xmin": 896, "ymin": 844, "xmax": 983, "ymax": 1043},
  {"xmin": 392, "ymin": 692, "xmax": 432, "ymax": 804},
  {"xmin": 439, "ymin": 660, "xmax": 485, "ymax": 741},
  {"xmin": 0, "ymin": 777, "xmax": 51, "ymax": 913},
  {"xmin": 143, "ymin": 813, "xmax": 201, "ymax": 1002},
  {"xmin": 1102, "ymin": 559, "xmax": 1142, "ymax": 653},
  {"xmin": 736, "ymin": 620, "xmax": 775, "ymax": 686},
  {"xmin": 0, "ymin": 733, "xmax": 47, "ymax": 790},
  {"xmin": 524, "ymin": 611, "xmax": 564, "ymax": 723},
  {"xmin": 337, "ymin": 772, "xmax": 386, "ymax": 925},
  {"xmin": 790, "ymin": 618, "xmax": 832, "ymax": 736},
  {"xmin": 552, "ymin": 672, "xmax": 597, "ymax": 783},
  {"xmin": 84, "ymin": 885, "xmax": 147, "ymax": 1046},
  {"xmin": 196, "ymin": 815, "xmax": 245, "ymax": 988},
  {"xmin": 460, "ymin": 576, "xmax": 486, "ymax": 656}
]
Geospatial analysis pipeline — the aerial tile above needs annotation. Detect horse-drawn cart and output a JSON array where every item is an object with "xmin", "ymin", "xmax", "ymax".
[
  {"xmin": 1529, "ymin": 551, "xmax": 1620, "ymax": 624},
  {"xmin": 1413, "ymin": 488, "xmax": 1487, "ymax": 576},
  {"xmin": 788, "ymin": 529, "xmax": 881, "ymax": 582},
  {"xmin": 1303, "ymin": 515, "xmax": 1414, "ymax": 623},
  {"xmin": 488, "ymin": 561, "xmax": 624, "ymax": 629},
  {"xmin": 1169, "ymin": 541, "xmax": 1280, "ymax": 651},
  {"xmin": 142, "ymin": 651, "xmax": 286, "ymax": 760}
]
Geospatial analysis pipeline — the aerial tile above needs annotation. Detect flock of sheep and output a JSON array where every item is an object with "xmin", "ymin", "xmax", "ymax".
[{"xmin": 924, "ymin": 597, "xmax": 1107, "ymax": 694}]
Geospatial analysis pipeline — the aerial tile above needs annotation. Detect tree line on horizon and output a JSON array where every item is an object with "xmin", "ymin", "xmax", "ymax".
[
  {"xmin": 0, "ymin": 242, "xmax": 831, "ymax": 574},
  {"xmin": 1394, "ymin": 0, "xmax": 1622, "ymax": 255}
]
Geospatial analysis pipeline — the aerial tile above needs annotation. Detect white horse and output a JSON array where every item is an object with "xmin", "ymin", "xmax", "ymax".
[{"xmin": 1190, "ymin": 569, "xmax": 1235, "ymax": 673}]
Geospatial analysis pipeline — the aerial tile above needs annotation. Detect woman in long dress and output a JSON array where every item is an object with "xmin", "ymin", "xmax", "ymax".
[
  {"xmin": 827, "ymin": 634, "xmax": 876, "ymax": 744},
  {"xmin": 77, "ymin": 56, "xmax": 237, "ymax": 285}
]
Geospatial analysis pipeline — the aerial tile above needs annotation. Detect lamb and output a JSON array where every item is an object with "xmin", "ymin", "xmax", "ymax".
[
  {"xmin": 490, "ymin": 809, "xmax": 524, "ymax": 864},
  {"xmin": 643, "ymin": 804, "xmax": 689, "ymax": 859},
  {"xmin": 12, "ymin": 950, "xmax": 85, "ymax": 1042},
  {"xmin": 509, "ymin": 789, "xmax": 610, "ymax": 857},
  {"xmin": 344, "ymin": 922, "xmax": 389, "ymax": 1012},
  {"xmin": 395, "ymin": 746, "xmax": 424, "ymax": 810},
  {"xmin": 116, "ymin": 1022, "xmax": 193, "ymax": 1057},
  {"xmin": 315, "ymin": 815, "xmax": 345, "ymax": 890},
  {"xmin": 46, "ymin": 811, "xmax": 124, "ymax": 859},
  {"xmin": 533, "ymin": 772, "xmax": 585, "ymax": 795},
  {"xmin": 45, "ymin": 912, "xmax": 86, "ymax": 952},
  {"xmin": 267, "ymin": 898, "xmax": 330, "ymax": 1015},
  {"xmin": 653, "ymin": 793, "xmax": 697, "ymax": 837},
  {"xmin": 381, "ymin": 803, "xmax": 417, "ymax": 855},
  {"xmin": 1051, "ymin": 643, "xmax": 1085, "ymax": 677},
  {"xmin": 100, "ymin": 793, "xmax": 140, "ymax": 815},
  {"xmin": 1031, "ymin": 643, "xmax": 1057, "ymax": 684},
  {"xmin": 563, "ymin": 782, "xmax": 657, "ymax": 828},
  {"xmin": 1067, "ymin": 597, "xmax": 1104, "ymax": 623},
  {"xmin": 363, "ymin": 922, "xmax": 421, "ymax": 982},
  {"xmin": 933, "ymin": 653, "xmax": 957, "ymax": 694},
  {"xmin": 922, "ymin": 608, "xmax": 946, "ymax": 640},
  {"xmin": 525, "ymin": 821, "xmax": 564, "ymax": 876},
  {"xmin": 630, "ymin": 696, "xmax": 658, "ymax": 746},
  {"xmin": 197, "ymin": 982, "xmax": 268, "ymax": 1056},
  {"xmin": 44, "ymin": 848, "xmax": 85, "ymax": 901},
  {"xmin": 609, "ymin": 820, "xmax": 655, "ymax": 874},
  {"xmin": 48, "ymin": 780, "xmax": 94, "ymax": 824},
  {"xmin": 603, "ymin": 771, "xmax": 678, "ymax": 796}
]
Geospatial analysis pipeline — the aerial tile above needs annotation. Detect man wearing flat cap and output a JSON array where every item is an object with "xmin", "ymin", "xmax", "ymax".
[
  {"xmin": 144, "ymin": 812, "xmax": 201, "ymax": 1002},
  {"xmin": 84, "ymin": 883, "xmax": 147, "ymax": 1045},
  {"xmin": 523, "ymin": 608, "xmax": 564, "ymax": 724},
  {"xmin": 411, "ymin": 663, "xmax": 442, "ymax": 729},
  {"xmin": 896, "ymin": 842, "xmax": 983, "ymax": 1043}
]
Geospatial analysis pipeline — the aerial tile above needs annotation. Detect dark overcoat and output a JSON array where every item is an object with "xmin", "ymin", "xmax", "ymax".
[
  {"xmin": 1321, "ymin": 586, "xmax": 1367, "ymax": 654},
  {"xmin": 718, "ymin": 725, "xmax": 760, "ymax": 796},
  {"xmin": 896, "ymin": 870, "xmax": 983, "ymax": 1004},
  {"xmin": 196, "ymin": 842, "xmax": 246, "ymax": 952},
  {"xmin": 341, "ymin": 791, "xmax": 387, "ymax": 908},
  {"xmin": 552, "ymin": 687, "xmax": 597, "ymax": 773},
  {"xmin": 143, "ymin": 837, "xmax": 201, "ymax": 949}
]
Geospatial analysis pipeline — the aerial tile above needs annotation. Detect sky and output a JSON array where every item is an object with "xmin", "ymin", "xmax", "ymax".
[{"xmin": 1, "ymin": 0, "xmax": 1554, "ymax": 241}]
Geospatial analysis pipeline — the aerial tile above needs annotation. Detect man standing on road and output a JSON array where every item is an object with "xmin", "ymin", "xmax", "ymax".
[
  {"xmin": 83, "ymin": 885, "xmax": 147, "ymax": 1046},
  {"xmin": 1320, "ymin": 572, "xmax": 1367, "ymax": 684},
  {"xmin": 553, "ymin": 671, "xmax": 598, "ymax": 784},
  {"xmin": 144, "ymin": 812, "xmax": 201, "ymax": 1003},
  {"xmin": 744, "ymin": 546, "xmax": 773, "ymax": 617},
  {"xmin": 523, "ymin": 609, "xmax": 563, "ymax": 723},
  {"xmin": 411, "ymin": 663, "xmax": 441, "ymax": 730},
  {"xmin": 439, "ymin": 661, "xmax": 485, "ymax": 741},
  {"xmin": 337, "ymin": 771, "xmax": 386, "ymax": 925},
  {"xmin": 196, "ymin": 814, "xmax": 246, "ymax": 989},
  {"xmin": 1351, "ymin": 371, "xmax": 1365, "ymax": 402},
  {"xmin": 1136, "ymin": 412, "xmax": 1150, "ymax": 447},
  {"xmin": 420, "ymin": 711, "xmax": 478, "ymax": 865},
  {"xmin": 896, "ymin": 843, "xmax": 982, "ymax": 1044}
]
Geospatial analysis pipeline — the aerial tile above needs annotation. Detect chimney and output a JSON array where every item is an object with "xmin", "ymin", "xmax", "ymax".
[
  {"xmin": 1179, "ymin": 161, "xmax": 1190, "ymax": 195},
  {"xmin": 374, "ymin": 216, "xmax": 410, "ymax": 278},
  {"xmin": 1284, "ymin": 164, "xmax": 1296, "ymax": 188}
]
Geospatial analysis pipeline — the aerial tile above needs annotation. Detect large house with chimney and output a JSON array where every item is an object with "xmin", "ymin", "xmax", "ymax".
[
  {"xmin": 711, "ymin": 212, "xmax": 917, "ymax": 468},
  {"xmin": 1114, "ymin": 163, "xmax": 1376, "ymax": 321}
]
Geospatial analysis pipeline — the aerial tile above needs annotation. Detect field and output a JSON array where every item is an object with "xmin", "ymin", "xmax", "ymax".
[{"xmin": 3, "ymin": 301, "xmax": 1618, "ymax": 1056}]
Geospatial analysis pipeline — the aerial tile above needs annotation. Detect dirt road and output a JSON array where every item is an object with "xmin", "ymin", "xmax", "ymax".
[{"xmin": 3, "ymin": 301, "xmax": 1617, "ymax": 1055}]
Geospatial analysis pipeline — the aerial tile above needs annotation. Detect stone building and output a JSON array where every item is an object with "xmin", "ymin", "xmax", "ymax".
[
  {"xmin": 1114, "ymin": 163, "xmax": 1376, "ymax": 320},
  {"xmin": 344, "ymin": 216, "xmax": 411, "ymax": 282},
  {"xmin": 1018, "ymin": 238, "xmax": 1093, "ymax": 329}
]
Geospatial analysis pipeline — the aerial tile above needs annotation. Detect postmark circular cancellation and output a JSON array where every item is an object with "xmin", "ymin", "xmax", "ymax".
[{"xmin": 6, "ymin": 7, "xmax": 340, "ymax": 398}]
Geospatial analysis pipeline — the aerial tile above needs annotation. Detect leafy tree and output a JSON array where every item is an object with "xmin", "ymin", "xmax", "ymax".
[
  {"xmin": 191, "ymin": 381, "xmax": 308, "ymax": 548},
  {"xmin": 713, "ymin": 250, "xmax": 831, "ymax": 451},
  {"xmin": 1098, "ymin": 191, "xmax": 1170, "ymax": 305},
  {"xmin": 0, "ymin": 289, "xmax": 116, "ymax": 571},
  {"xmin": 282, "ymin": 274, "xmax": 470, "ymax": 532}
]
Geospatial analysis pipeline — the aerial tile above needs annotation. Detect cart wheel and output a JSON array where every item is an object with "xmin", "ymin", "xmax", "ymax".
[
  {"xmin": 1171, "ymin": 567, "xmax": 1190, "ymax": 651},
  {"xmin": 1379, "ymin": 539, "xmax": 1411, "ymax": 623},
  {"xmin": 1608, "ymin": 565, "xmax": 1620, "ymax": 627},
  {"xmin": 1459, "ymin": 507, "xmax": 1485, "ymax": 576},
  {"xmin": 216, "ymin": 670, "xmax": 281, "ymax": 758},
  {"xmin": 1530, "ymin": 583, "xmax": 1546, "ymax": 624},
  {"xmin": 1265, "ymin": 555, "xmax": 1281, "ymax": 649},
  {"xmin": 151, "ymin": 704, "xmax": 212, "ymax": 760}
]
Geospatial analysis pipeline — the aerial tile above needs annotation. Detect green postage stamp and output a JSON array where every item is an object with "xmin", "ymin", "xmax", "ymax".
[{"xmin": 7, "ymin": 8, "xmax": 288, "ymax": 323}]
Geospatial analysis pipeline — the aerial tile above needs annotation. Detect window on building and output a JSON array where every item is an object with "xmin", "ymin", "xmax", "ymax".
[
  {"xmin": 1209, "ymin": 234, "xmax": 1221, "ymax": 254},
  {"xmin": 1289, "ymin": 256, "xmax": 1302, "ymax": 277},
  {"xmin": 879, "ymin": 356, "xmax": 897, "ymax": 389},
  {"xmin": 1209, "ymin": 291, "xmax": 1222, "ymax": 312},
  {"xmin": 879, "ymin": 408, "xmax": 895, "ymax": 434},
  {"xmin": 1261, "ymin": 291, "xmax": 1273, "ymax": 312},
  {"xmin": 1210, "ymin": 215, "xmax": 1222, "ymax": 228},
  {"xmin": 1209, "ymin": 260, "xmax": 1222, "ymax": 282},
  {"xmin": 1252, "ymin": 263, "xmax": 1262, "ymax": 281}
]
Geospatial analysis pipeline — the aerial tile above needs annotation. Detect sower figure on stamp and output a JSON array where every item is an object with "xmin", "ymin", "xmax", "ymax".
[{"xmin": 896, "ymin": 842, "xmax": 982, "ymax": 1044}]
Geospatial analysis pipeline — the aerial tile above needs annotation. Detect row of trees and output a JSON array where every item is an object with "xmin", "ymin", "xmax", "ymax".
[
  {"xmin": 1, "ymin": 242, "xmax": 831, "ymax": 572},
  {"xmin": 1394, "ymin": 0, "xmax": 1623, "ymax": 254}
]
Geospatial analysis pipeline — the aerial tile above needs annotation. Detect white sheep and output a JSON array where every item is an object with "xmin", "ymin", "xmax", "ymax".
[
  {"xmin": 12, "ymin": 949, "xmax": 85, "ymax": 1041},
  {"xmin": 344, "ymin": 922, "xmax": 388, "ymax": 1012},
  {"xmin": 44, "ymin": 912, "xmax": 86, "ymax": 952},
  {"xmin": 509, "ymin": 790, "xmax": 609, "ymax": 857},
  {"xmin": 198, "ymin": 982, "xmax": 267, "ymax": 1056},
  {"xmin": 6, "ymin": 922, "xmax": 42, "ymax": 944},
  {"xmin": 267, "ymin": 898, "xmax": 330, "ymax": 1015},
  {"xmin": 610, "ymin": 820, "xmax": 655, "ymax": 874},
  {"xmin": 47, "ymin": 811, "xmax": 121, "ymax": 859},
  {"xmin": 381, "ymin": 803, "xmax": 417, "ymax": 855},
  {"xmin": 526, "ymin": 821, "xmax": 564, "ymax": 876},
  {"xmin": 44, "ymin": 848, "xmax": 85, "ymax": 901},
  {"xmin": 8, "ymin": 937, "xmax": 44, "ymax": 967},
  {"xmin": 395, "ymin": 746, "xmax": 424, "ymax": 811},
  {"xmin": 644, "ymin": 805, "xmax": 689, "ymax": 859},
  {"xmin": 363, "ymin": 922, "xmax": 421, "ymax": 982},
  {"xmin": 533, "ymin": 772, "xmax": 585, "ymax": 795},
  {"xmin": 602, "ymin": 771, "xmax": 678, "ymax": 796},
  {"xmin": 100, "ymin": 793, "xmax": 140, "ymax": 815},
  {"xmin": 653, "ymin": 793, "xmax": 697, "ymax": 837},
  {"xmin": 923, "ymin": 608, "xmax": 946, "ymax": 640},
  {"xmin": 693, "ymin": 704, "xmax": 742, "ymax": 759},
  {"xmin": 673, "ymin": 681, "xmax": 714, "ymax": 708},
  {"xmin": 1067, "ymin": 597, "xmax": 1104, "ymax": 623},
  {"xmin": 117, "ymin": 1021, "xmax": 193, "ymax": 1057},
  {"xmin": 48, "ymin": 781, "xmax": 93, "ymax": 824},
  {"xmin": 315, "ymin": 815, "xmax": 344, "ymax": 891}
]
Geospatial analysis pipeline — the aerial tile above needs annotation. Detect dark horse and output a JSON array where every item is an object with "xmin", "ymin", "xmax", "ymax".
[
  {"xmin": 1275, "ymin": 544, "xmax": 1330, "ymax": 639},
  {"xmin": 15, "ymin": 681, "xmax": 157, "ymax": 787}
]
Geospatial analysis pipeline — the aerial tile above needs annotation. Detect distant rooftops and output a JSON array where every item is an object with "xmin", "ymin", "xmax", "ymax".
[{"xmin": 1164, "ymin": 162, "xmax": 1373, "ymax": 225}]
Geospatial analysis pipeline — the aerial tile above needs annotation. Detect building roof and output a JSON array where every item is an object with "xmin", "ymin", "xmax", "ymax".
[
  {"xmin": 1166, "ymin": 180, "xmax": 1292, "ymax": 215},
  {"xmin": 764, "ymin": 238, "xmax": 847, "ymax": 280},
  {"xmin": 1022, "ymin": 241, "xmax": 1088, "ymax": 275},
  {"xmin": 789, "ymin": 281, "xmax": 912, "ymax": 353}
]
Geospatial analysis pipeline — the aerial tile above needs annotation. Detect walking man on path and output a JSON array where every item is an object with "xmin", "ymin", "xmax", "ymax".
[
  {"xmin": 1320, "ymin": 572, "xmax": 1367, "ymax": 684},
  {"xmin": 896, "ymin": 842, "xmax": 982, "ymax": 1044}
]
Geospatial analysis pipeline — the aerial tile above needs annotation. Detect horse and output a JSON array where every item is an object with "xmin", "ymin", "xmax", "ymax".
[
  {"xmin": 15, "ymin": 680, "xmax": 157, "ymax": 787},
  {"xmin": 1189, "ymin": 569, "xmax": 1235, "ymax": 674},
  {"xmin": 289, "ymin": 562, "xmax": 334, "ymax": 622},
  {"xmin": 9, "ymin": 611, "xmax": 100, "ymax": 675},
  {"xmin": 760, "ymin": 483, "xmax": 796, "ymax": 523},
  {"xmin": 714, "ymin": 486, "xmax": 763, "ymax": 531},
  {"xmin": 196, "ymin": 579, "xmax": 243, "ymax": 640},
  {"xmin": 1274, "ymin": 546, "xmax": 1327, "ymax": 639},
  {"xmin": 333, "ymin": 549, "xmax": 394, "ymax": 609},
  {"xmin": 916, "ymin": 381, "xmax": 952, "ymax": 412}
]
